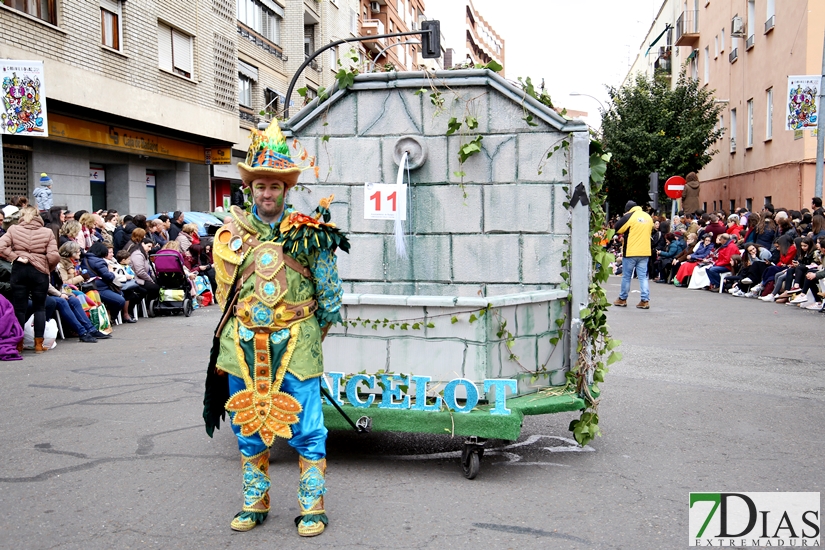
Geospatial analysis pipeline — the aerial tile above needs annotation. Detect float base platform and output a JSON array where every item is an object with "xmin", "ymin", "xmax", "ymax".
[{"xmin": 322, "ymin": 389, "xmax": 597, "ymax": 441}]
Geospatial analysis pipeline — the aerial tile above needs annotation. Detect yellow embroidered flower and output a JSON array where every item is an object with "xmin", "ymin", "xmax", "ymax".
[{"xmin": 226, "ymin": 389, "xmax": 303, "ymax": 446}]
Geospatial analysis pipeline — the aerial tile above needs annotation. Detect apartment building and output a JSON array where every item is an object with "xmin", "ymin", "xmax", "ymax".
[
  {"xmin": 212, "ymin": 0, "xmax": 365, "ymax": 209},
  {"xmin": 624, "ymin": 0, "xmax": 825, "ymax": 211},
  {"xmin": 0, "ymin": 0, "xmax": 240, "ymax": 213},
  {"xmin": 425, "ymin": 0, "xmax": 504, "ymax": 75},
  {"xmin": 624, "ymin": 0, "xmax": 680, "ymax": 89},
  {"xmin": 359, "ymin": 0, "xmax": 427, "ymax": 71}
]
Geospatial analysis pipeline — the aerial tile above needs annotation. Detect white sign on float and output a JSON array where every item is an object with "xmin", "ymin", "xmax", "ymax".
[
  {"xmin": 1, "ymin": 60, "xmax": 48, "ymax": 136},
  {"xmin": 363, "ymin": 182, "xmax": 407, "ymax": 220}
]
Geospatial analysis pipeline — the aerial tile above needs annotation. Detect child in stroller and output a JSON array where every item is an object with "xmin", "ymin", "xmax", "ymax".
[{"xmin": 148, "ymin": 242, "xmax": 196, "ymax": 317}]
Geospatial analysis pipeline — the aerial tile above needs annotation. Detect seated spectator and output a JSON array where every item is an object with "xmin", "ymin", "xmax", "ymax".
[
  {"xmin": 78, "ymin": 212, "xmax": 98, "ymax": 250},
  {"xmin": 81, "ymin": 242, "xmax": 126, "ymax": 319},
  {"xmin": 726, "ymin": 214, "xmax": 742, "ymax": 239},
  {"xmin": 57, "ymin": 241, "xmax": 88, "ymax": 288},
  {"xmin": 810, "ymin": 214, "xmax": 825, "ymax": 240},
  {"xmin": 653, "ymin": 233, "xmax": 685, "ymax": 283},
  {"xmin": 175, "ymin": 223, "xmax": 198, "ymax": 268},
  {"xmin": 759, "ymin": 235, "xmax": 797, "ymax": 302},
  {"xmin": 130, "ymin": 238, "xmax": 161, "ymax": 304},
  {"xmin": 669, "ymin": 233, "xmax": 698, "ymax": 284},
  {"xmin": 774, "ymin": 212, "xmax": 798, "ymax": 242},
  {"xmin": 703, "ymin": 213, "xmax": 726, "ymax": 240},
  {"xmin": 148, "ymin": 219, "xmax": 167, "ymax": 251},
  {"xmin": 730, "ymin": 243, "xmax": 770, "ymax": 296},
  {"xmin": 46, "ymin": 280, "xmax": 110, "ymax": 343},
  {"xmin": 59, "ymin": 219, "xmax": 83, "ymax": 249},
  {"xmin": 795, "ymin": 236, "xmax": 825, "ymax": 308},
  {"xmin": 673, "ymin": 233, "xmax": 715, "ymax": 286},
  {"xmin": 671, "ymin": 215, "xmax": 687, "ymax": 234},
  {"xmin": 105, "ymin": 243, "xmax": 141, "ymax": 324},
  {"xmin": 707, "ymin": 233, "xmax": 738, "ymax": 291}
]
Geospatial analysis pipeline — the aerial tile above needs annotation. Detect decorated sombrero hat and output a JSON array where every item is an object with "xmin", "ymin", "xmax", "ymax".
[{"xmin": 237, "ymin": 121, "xmax": 318, "ymax": 186}]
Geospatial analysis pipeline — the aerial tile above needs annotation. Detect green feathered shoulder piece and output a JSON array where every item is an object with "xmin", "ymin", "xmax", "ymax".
[{"xmin": 277, "ymin": 196, "xmax": 350, "ymax": 257}]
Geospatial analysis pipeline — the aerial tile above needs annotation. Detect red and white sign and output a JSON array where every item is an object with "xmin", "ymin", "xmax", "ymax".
[
  {"xmin": 364, "ymin": 182, "xmax": 407, "ymax": 220},
  {"xmin": 665, "ymin": 176, "xmax": 686, "ymax": 199}
]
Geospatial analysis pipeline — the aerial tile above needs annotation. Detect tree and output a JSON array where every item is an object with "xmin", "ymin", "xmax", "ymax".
[{"xmin": 601, "ymin": 71, "xmax": 723, "ymax": 214}]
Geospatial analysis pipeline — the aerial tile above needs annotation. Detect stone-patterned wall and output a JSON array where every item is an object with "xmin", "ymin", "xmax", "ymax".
[{"xmin": 287, "ymin": 71, "xmax": 584, "ymax": 298}]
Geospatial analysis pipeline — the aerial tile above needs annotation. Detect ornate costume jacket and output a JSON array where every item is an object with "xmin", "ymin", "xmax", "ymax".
[{"xmin": 213, "ymin": 205, "xmax": 345, "ymax": 382}]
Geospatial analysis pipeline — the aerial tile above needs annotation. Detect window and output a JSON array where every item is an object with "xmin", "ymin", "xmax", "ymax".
[
  {"xmin": 237, "ymin": 0, "xmax": 282, "ymax": 45},
  {"xmin": 238, "ymin": 74, "xmax": 252, "ymax": 107},
  {"xmin": 765, "ymin": 0, "xmax": 775, "ymax": 30},
  {"xmin": 100, "ymin": 0, "xmax": 122, "ymax": 50},
  {"xmin": 747, "ymin": 98, "xmax": 754, "ymax": 148},
  {"xmin": 720, "ymin": 28, "xmax": 725, "ymax": 52},
  {"xmin": 263, "ymin": 88, "xmax": 280, "ymax": 116},
  {"xmin": 157, "ymin": 23, "xmax": 193, "ymax": 78},
  {"xmin": 730, "ymin": 108, "xmax": 737, "ymax": 152},
  {"xmin": 766, "ymin": 87, "xmax": 773, "ymax": 139},
  {"xmin": 713, "ymin": 201, "xmax": 717, "ymax": 211},
  {"xmin": 746, "ymin": 198, "xmax": 752, "ymax": 211},
  {"xmin": 729, "ymin": 199, "xmax": 736, "ymax": 213},
  {"xmin": 714, "ymin": 35, "xmax": 719, "ymax": 57},
  {"xmin": 703, "ymin": 202, "xmax": 708, "ymax": 212},
  {"xmin": 747, "ymin": 0, "xmax": 755, "ymax": 45},
  {"xmin": 764, "ymin": 196, "xmax": 772, "ymax": 206},
  {"xmin": 304, "ymin": 25, "xmax": 316, "ymax": 57},
  {"xmin": 703, "ymin": 46, "xmax": 709, "ymax": 83},
  {"xmin": 349, "ymin": 8, "xmax": 358, "ymax": 35},
  {"xmin": 2, "ymin": 0, "xmax": 56, "ymax": 24}
]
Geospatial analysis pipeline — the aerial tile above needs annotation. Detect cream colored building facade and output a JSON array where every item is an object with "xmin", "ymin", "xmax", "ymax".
[
  {"xmin": 0, "ymin": 0, "xmax": 240, "ymax": 213},
  {"xmin": 624, "ymin": 0, "xmax": 825, "ymax": 211},
  {"xmin": 0, "ymin": 0, "xmax": 374, "ymax": 212}
]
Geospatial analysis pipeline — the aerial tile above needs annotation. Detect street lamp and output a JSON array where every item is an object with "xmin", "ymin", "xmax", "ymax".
[
  {"xmin": 569, "ymin": 92, "xmax": 607, "ymax": 112},
  {"xmin": 368, "ymin": 39, "xmax": 422, "ymax": 72}
]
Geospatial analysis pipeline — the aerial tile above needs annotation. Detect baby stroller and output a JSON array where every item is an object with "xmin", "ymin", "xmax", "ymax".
[{"xmin": 149, "ymin": 250, "xmax": 194, "ymax": 317}]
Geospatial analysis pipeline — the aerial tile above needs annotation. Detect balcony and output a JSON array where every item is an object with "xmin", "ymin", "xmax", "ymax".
[
  {"xmin": 764, "ymin": 15, "xmax": 775, "ymax": 33},
  {"xmin": 361, "ymin": 19, "xmax": 386, "ymax": 53},
  {"xmin": 654, "ymin": 47, "xmax": 672, "ymax": 74},
  {"xmin": 746, "ymin": 35, "xmax": 754, "ymax": 50},
  {"xmin": 729, "ymin": 48, "xmax": 738, "ymax": 63},
  {"xmin": 675, "ymin": 10, "xmax": 699, "ymax": 46}
]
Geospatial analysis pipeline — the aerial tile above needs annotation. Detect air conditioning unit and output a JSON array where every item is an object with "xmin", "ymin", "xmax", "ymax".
[
  {"xmin": 731, "ymin": 15, "xmax": 745, "ymax": 37},
  {"xmin": 370, "ymin": 1, "xmax": 380, "ymax": 13}
]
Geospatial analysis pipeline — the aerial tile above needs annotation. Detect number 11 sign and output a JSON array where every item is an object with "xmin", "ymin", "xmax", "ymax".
[{"xmin": 363, "ymin": 182, "xmax": 407, "ymax": 220}]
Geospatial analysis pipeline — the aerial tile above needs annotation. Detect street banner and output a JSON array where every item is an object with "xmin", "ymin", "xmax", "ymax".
[
  {"xmin": 1, "ymin": 60, "xmax": 48, "ymax": 136},
  {"xmin": 786, "ymin": 75, "xmax": 819, "ymax": 131}
]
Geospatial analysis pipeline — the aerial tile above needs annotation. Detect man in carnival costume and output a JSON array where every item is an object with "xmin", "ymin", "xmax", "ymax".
[{"xmin": 203, "ymin": 121, "xmax": 348, "ymax": 536}]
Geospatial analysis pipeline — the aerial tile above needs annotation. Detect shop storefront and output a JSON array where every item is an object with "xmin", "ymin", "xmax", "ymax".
[{"xmin": 2, "ymin": 110, "xmax": 231, "ymax": 214}]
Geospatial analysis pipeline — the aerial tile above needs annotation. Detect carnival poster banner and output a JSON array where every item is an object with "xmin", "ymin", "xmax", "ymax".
[
  {"xmin": 1, "ymin": 60, "xmax": 48, "ymax": 136},
  {"xmin": 786, "ymin": 75, "xmax": 819, "ymax": 131}
]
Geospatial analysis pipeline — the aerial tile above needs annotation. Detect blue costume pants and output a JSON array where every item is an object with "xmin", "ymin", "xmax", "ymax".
[{"xmin": 228, "ymin": 372, "xmax": 327, "ymax": 460}]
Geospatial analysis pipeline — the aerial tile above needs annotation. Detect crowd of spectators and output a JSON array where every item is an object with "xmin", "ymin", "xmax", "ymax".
[
  {"xmin": 0, "ymin": 197, "xmax": 216, "ymax": 358},
  {"xmin": 606, "ymin": 196, "xmax": 825, "ymax": 310}
]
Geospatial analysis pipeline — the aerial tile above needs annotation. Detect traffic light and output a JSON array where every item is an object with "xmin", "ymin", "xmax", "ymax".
[
  {"xmin": 421, "ymin": 20, "xmax": 441, "ymax": 59},
  {"xmin": 648, "ymin": 172, "xmax": 659, "ymax": 211}
]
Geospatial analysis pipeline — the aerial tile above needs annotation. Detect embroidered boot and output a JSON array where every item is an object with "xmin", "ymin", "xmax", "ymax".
[
  {"xmin": 34, "ymin": 337, "xmax": 46, "ymax": 353},
  {"xmin": 295, "ymin": 456, "xmax": 327, "ymax": 537},
  {"xmin": 230, "ymin": 450, "xmax": 271, "ymax": 532}
]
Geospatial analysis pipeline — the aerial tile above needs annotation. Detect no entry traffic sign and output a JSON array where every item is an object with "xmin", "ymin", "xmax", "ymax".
[{"xmin": 665, "ymin": 176, "xmax": 686, "ymax": 199}]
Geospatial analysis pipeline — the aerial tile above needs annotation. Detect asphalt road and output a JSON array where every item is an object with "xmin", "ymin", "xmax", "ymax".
[{"xmin": 1, "ymin": 279, "xmax": 822, "ymax": 550}]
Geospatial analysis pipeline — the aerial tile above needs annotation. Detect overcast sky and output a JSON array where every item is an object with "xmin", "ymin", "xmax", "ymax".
[{"xmin": 465, "ymin": 0, "xmax": 661, "ymax": 127}]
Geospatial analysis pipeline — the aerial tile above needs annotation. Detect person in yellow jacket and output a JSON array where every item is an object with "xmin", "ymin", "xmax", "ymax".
[{"xmin": 613, "ymin": 201, "xmax": 654, "ymax": 309}]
